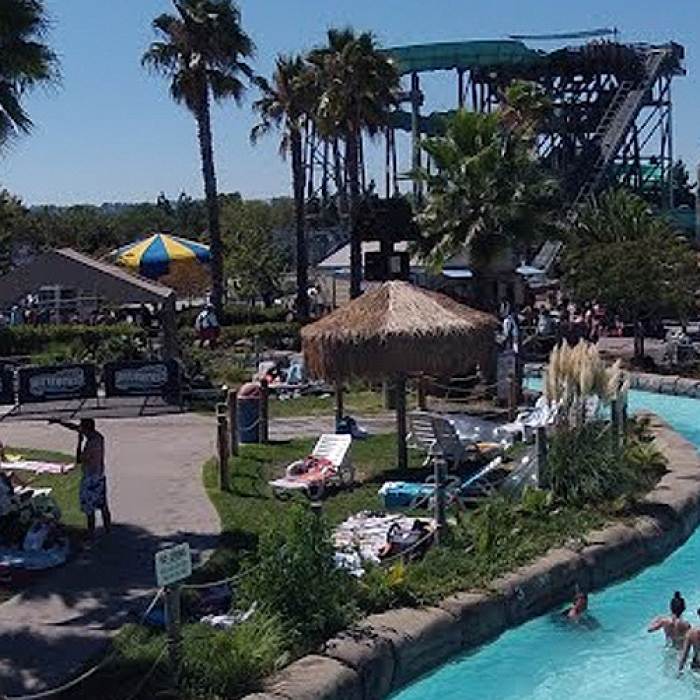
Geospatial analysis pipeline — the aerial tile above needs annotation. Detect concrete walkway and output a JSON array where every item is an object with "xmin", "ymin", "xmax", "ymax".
[
  {"xmin": 0, "ymin": 413, "xmax": 219, "ymax": 696},
  {"xmin": 0, "ymin": 411, "xmax": 398, "ymax": 695}
]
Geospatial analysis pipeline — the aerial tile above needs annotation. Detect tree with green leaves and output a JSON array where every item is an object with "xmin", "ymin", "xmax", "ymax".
[
  {"xmin": 0, "ymin": 0, "xmax": 58, "ymax": 147},
  {"xmin": 414, "ymin": 107, "xmax": 557, "ymax": 274},
  {"xmin": 142, "ymin": 0, "xmax": 255, "ymax": 318},
  {"xmin": 251, "ymin": 55, "xmax": 315, "ymax": 320},
  {"xmin": 562, "ymin": 189, "xmax": 698, "ymax": 360},
  {"xmin": 310, "ymin": 29, "xmax": 400, "ymax": 298}
]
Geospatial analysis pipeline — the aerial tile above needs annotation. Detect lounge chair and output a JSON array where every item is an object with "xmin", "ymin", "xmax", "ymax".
[
  {"xmin": 269, "ymin": 433, "xmax": 353, "ymax": 499},
  {"xmin": 378, "ymin": 456, "xmax": 504, "ymax": 510},
  {"xmin": 496, "ymin": 397, "xmax": 558, "ymax": 442},
  {"xmin": 501, "ymin": 451, "xmax": 539, "ymax": 498},
  {"xmin": 407, "ymin": 412, "xmax": 477, "ymax": 467}
]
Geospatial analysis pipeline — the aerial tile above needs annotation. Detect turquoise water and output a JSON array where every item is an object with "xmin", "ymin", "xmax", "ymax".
[{"xmin": 393, "ymin": 389, "xmax": 700, "ymax": 700}]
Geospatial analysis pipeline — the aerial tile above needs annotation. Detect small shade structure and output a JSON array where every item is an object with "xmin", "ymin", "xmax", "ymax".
[
  {"xmin": 302, "ymin": 281, "xmax": 499, "ymax": 469},
  {"xmin": 113, "ymin": 234, "xmax": 211, "ymax": 292}
]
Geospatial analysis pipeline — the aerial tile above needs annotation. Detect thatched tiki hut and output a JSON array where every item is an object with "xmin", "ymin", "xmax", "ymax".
[{"xmin": 302, "ymin": 281, "xmax": 499, "ymax": 470}]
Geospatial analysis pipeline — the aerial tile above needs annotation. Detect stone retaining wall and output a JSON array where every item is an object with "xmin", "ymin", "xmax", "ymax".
[
  {"xmin": 242, "ymin": 414, "xmax": 700, "ymax": 700},
  {"xmin": 629, "ymin": 372, "xmax": 700, "ymax": 398}
]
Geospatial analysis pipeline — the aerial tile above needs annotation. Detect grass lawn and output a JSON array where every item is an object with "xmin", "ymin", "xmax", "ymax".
[
  {"xmin": 268, "ymin": 389, "xmax": 387, "ymax": 419},
  {"xmin": 198, "ymin": 434, "xmax": 427, "ymax": 581}
]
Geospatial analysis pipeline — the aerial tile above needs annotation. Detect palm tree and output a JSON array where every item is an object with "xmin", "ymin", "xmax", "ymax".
[
  {"xmin": 0, "ymin": 0, "xmax": 58, "ymax": 147},
  {"xmin": 310, "ymin": 29, "xmax": 399, "ymax": 298},
  {"xmin": 415, "ymin": 109, "xmax": 557, "ymax": 284},
  {"xmin": 251, "ymin": 55, "xmax": 314, "ymax": 320},
  {"xmin": 142, "ymin": 0, "xmax": 254, "ymax": 317}
]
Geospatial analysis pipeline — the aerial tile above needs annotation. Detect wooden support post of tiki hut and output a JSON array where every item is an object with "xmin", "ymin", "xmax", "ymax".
[
  {"xmin": 335, "ymin": 381, "xmax": 344, "ymax": 424},
  {"xmin": 396, "ymin": 373, "xmax": 408, "ymax": 471}
]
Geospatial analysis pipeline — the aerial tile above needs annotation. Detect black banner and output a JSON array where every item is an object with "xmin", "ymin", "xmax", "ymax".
[
  {"xmin": 0, "ymin": 367, "xmax": 14, "ymax": 405},
  {"xmin": 104, "ymin": 360, "xmax": 181, "ymax": 400},
  {"xmin": 17, "ymin": 364, "xmax": 98, "ymax": 404}
]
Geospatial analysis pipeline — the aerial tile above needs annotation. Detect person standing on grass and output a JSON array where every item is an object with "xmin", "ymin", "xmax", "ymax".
[{"xmin": 48, "ymin": 418, "xmax": 111, "ymax": 539}]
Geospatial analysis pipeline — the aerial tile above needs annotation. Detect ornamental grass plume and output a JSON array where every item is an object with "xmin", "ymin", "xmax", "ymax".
[{"xmin": 543, "ymin": 341, "xmax": 628, "ymax": 428}]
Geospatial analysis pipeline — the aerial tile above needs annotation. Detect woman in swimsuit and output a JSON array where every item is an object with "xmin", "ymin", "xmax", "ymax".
[{"xmin": 648, "ymin": 592, "xmax": 690, "ymax": 647}]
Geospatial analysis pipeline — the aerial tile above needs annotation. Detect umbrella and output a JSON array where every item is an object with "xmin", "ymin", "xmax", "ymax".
[
  {"xmin": 113, "ymin": 233, "xmax": 210, "ymax": 280},
  {"xmin": 302, "ymin": 281, "xmax": 499, "ymax": 469}
]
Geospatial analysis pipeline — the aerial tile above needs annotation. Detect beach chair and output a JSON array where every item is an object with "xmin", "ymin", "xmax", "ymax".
[
  {"xmin": 408, "ymin": 412, "xmax": 476, "ymax": 467},
  {"xmin": 378, "ymin": 456, "xmax": 503, "ymax": 510},
  {"xmin": 501, "ymin": 452, "xmax": 539, "ymax": 498},
  {"xmin": 497, "ymin": 396, "xmax": 557, "ymax": 442},
  {"xmin": 269, "ymin": 433, "xmax": 353, "ymax": 499}
]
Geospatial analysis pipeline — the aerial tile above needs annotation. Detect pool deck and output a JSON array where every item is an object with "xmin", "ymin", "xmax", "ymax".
[{"xmin": 242, "ymin": 413, "xmax": 700, "ymax": 700}]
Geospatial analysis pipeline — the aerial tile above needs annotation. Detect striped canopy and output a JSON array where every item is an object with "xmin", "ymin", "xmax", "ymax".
[{"xmin": 114, "ymin": 233, "xmax": 210, "ymax": 280}]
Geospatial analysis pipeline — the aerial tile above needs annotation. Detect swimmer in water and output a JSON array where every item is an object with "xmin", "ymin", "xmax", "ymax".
[
  {"xmin": 678, "ymin": 608, "xmax": 700, "ymax": 674},
  {"xmin": 648, "ymin": 592, "xmax": 690, "ymax": 647},
  {"xmin": 566, "ymin": 591, "xmax": 589, "ymax": 622}
]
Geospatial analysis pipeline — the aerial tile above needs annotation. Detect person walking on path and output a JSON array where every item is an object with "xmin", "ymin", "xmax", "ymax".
[{"xmin": 49, "ymin": 418, "xmax": 111, "ymax": 539}]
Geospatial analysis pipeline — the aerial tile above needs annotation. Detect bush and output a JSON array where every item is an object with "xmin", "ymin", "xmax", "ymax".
[
  {"xmin": 179, "ymin": 322, "xmax": 301, "ymax": 351},
  {"xmin": 241, "ymin": 505, "xmax": 356, "ymax": 648},
  {"xmin": 177, "ymin": 305, "xmax": 290, "ymax": 329},
  {"xmin": 179, "ymin": 612, "xmax": 285, "ymax": 699},
  {"xmin": 0, "ymin": 324, "xmax": 144, "ymax": 358}
]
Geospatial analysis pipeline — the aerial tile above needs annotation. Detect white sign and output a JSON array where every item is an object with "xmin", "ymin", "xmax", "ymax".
[
  {"xmin": 115, "ymin": 364, "xmax": 168, "ymax": 392},
  {"xmin": 155, "ymin": 543, "xmax": 192, "ymax": 587},
  {"xmin": 29, "ymin": 367, "xmax": 85, "ymax": 398}
]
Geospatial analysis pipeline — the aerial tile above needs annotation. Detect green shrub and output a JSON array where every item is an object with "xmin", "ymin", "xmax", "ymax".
[
  {"xmin": 179, "ymin": 612, "xmax": 285, "ymax": 699},
  {"xmin": 355, "ymin": 563, "xmax": 419, "ymax": 614},
  {"xmin": 177, "ymin": 305, "xmax": 289, "ymax": 329},
  {"xmin": 241, "ymin": 505, "xmax": 356, "ymax": 648},
  {"xmin": 0, "ymin": 324, "xmax": 144, "ymax": 358},
  {"xmin": 179, "ymin": 322, "xmax": 300, "ymax": 351}
]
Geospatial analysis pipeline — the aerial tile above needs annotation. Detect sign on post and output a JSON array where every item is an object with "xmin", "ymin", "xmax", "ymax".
[
  {"xmin": 17, "ymin": 364, "xmax": 98, "ymax": 403},
  {"xmin": 154, "ymin": 543, "xmax": 192, "ymax": 588}
]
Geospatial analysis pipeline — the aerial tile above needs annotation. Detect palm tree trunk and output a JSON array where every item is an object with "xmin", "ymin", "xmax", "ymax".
[
  {"xmin": 346, "ymin": 129, "xmax": 362, "ymax": 298},
  {"xmin": 291, "ymin": 128, "xmax": 309, "ymax": 320},
  {"xmin": 195, "ymin": 92, "xmax": 224, "ymax": 318}
]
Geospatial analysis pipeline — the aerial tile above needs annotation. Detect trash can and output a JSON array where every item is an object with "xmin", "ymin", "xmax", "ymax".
[{"xmin": 237, "ymin": 382, "xmax": 262, "ymax": 444}]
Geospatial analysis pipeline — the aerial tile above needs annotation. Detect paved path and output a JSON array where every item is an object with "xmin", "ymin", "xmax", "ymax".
[
  {"xmin": 0, "ymin": 411, "xmax": 397, "ymax": 695},
  {"xmin": 0, "ymin": 413, "xmax": 219, "ymax": 696}
]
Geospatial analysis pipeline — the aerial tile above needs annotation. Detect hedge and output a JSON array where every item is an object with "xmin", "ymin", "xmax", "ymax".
[
  {"xmin": 177, "ymin": 305, "xmax": 290, "ymax": 330},
  {"xmin": 180, "ymin": 322, "xmax": 301, "ymax": 350},
  {"xmin": 0, "ymin": 324, "xmax": 145, "ymax": 357}
]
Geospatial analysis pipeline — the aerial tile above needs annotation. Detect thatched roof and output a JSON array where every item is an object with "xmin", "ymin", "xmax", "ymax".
[{"xmin": 302, "ymin": 281, "xmax": 499, "ymax": 380}]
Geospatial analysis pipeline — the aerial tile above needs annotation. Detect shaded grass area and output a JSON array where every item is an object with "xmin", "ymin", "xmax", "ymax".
[{"xmin": 268, "ymin": 390, "xmax": 387, "ymax": 419}]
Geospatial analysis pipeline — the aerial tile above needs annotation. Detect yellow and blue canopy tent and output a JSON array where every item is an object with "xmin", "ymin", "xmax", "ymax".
[{"xmin": 113, "ymin": 233, "xmax": 211, "ymax": 280}]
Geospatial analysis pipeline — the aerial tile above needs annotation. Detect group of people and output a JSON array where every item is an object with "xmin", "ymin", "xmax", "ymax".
[{"xmin": 648, "ymin": 591, "xmax": 700, "ymax": 674}]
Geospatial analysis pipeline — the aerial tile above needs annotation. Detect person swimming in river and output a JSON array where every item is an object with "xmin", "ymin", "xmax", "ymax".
[
  {"xmin": 648, "ymin": 592, "xmax": 690, "ymax": 647},
  {"xmin": 678, "ymin": 608, "xmax": 700, "ymax": 673}
]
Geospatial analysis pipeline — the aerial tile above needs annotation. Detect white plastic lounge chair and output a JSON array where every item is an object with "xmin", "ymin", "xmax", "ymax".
[
  {"xmin": 407, "ymin": 412, "xmax": 477, "ymax": 467},
  {"xmin": 269, "ymin": 433, "xmax": 353, "ymax": 499},
  {"xmin": 407, "ymin": 411, "xmax": 438, "ymax": 460},
  {"xmin": 501, "ymin": 451, "xmax": 539, "ymax": 498},
  {"xmin": 497, "ymin": 396, "xmax": 557, "ymax": 442}
]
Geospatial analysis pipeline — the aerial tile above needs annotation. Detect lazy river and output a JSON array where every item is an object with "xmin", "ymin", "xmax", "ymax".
[{"xmin": 393, "ymin": 389, "xmax": 700, "ymax": 700}]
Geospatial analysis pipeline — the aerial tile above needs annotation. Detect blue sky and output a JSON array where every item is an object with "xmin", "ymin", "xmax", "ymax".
[{"xmin": 1, "ymin": 0, "xmax": 698, "ymax": 206}]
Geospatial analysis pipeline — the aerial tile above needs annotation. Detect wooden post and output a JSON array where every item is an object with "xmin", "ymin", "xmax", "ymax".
[
  {"xmin": 621, "ymin": 394, "xmax": 628, "ymax": 445},
  {"xmin": 216, "ymin": 404, "xmax": 230, "ymax": 491},
  {"xmin": 508, "ymin": 371, "xmax": 517, "ymax": 422},
  {"xmin": 432, "ymin": 449, "xmax": 448, "ymax": 543},
  {"xmin": 416, "ymin": 375, "xmax": 427, "ymax": 411},
  {"xmin": 164, "ymin": 585, "xmax": 182, "ymax": 673},
  {"xmin": 335, "ymin": 381, "xmax": 344, "ymax": 424},
  {"xmin": 260, "ymin": 378, "xmax": 269, "ymax": 444},
  {"xmin": 610, "ymin": 399, "xmax": 620, "ymax": 452},
  {"xmin": 396, "ymin": 374, "xmax": 408, "ymax": 472},
  {"xmin": 536, "ymin": 427, "xmax": 548, "ymax": 488},
  {"xmin": 227, "ymin": 389, "xmax": 238, "ymax": 457}
]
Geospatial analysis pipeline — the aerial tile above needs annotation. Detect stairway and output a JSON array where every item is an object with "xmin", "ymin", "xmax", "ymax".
[{"xmin": 572, "ymin": 48, "xmax": 670, "ymax": 207}]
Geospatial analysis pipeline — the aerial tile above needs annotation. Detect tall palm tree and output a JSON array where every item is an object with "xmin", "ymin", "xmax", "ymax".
[
  {"xmin": 310, "ymin": 29, "xmax": 399, "ymax": 298},
  {"xmin": 251, "ymin": 55, "xmax": 314, "ymax": 320},
  {"xmin": 142, "ymin": 0, "xmax": 254, "ymax": 317},
  {"xmin": 0, "ymin": 0, "xmax": 58, "ymax": 147}
]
